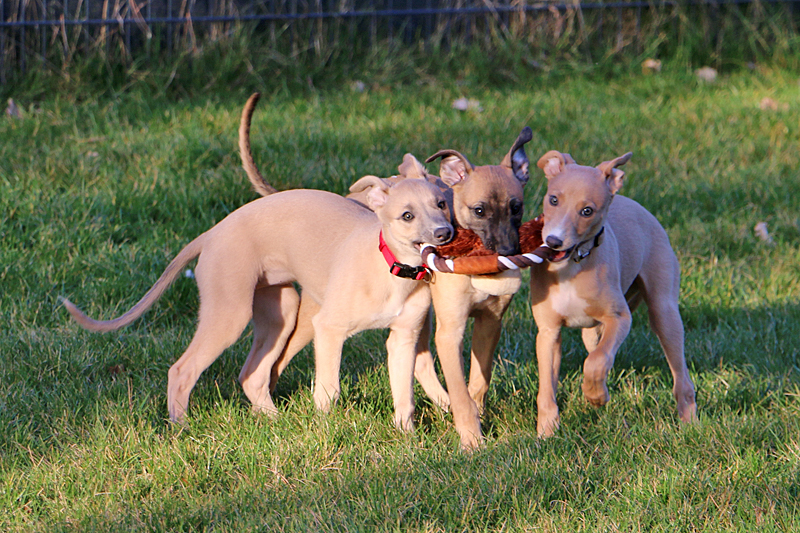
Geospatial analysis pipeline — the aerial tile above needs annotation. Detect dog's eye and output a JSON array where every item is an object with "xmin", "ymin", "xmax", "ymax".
[
  {"xmin": 438, "ymin": 200, "xmax": 447, "ymax": 210},
  {"xmin": 549, "ymin": 195, "xmax": 558, "ymax": 206},
  {"xmin": 510, "ymin": 201, "xmax": 522, "ymax": 216},
  {"xmin": 402, "ymin": 212, "xmax": 415, "ymax": 221},
  {"xmin": 473, "ymin": 206, "xmax": 485, "ymax": 218},
  {"xmin": 580, "ymin": 207, "xmax": 594, "ymax": 217}
]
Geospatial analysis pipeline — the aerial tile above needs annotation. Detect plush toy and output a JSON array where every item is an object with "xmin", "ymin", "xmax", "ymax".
[{"xmin": 421, "ymin": 215, "xmax": 552, "ymax": 276}]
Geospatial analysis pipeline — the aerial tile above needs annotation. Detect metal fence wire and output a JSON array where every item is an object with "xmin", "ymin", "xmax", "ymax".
[{"xmin": 1, "ymin": 0, "xmax": 798, "ymax": 83}]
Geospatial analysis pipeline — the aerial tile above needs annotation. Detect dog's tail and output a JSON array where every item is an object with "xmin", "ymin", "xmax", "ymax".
[
  {"xmin": 239, "ymin": 92, "xmax": 278, "ymax": 197},
  {"xmin": 60, "ymin": 236, "xmax": 206, "ymax": 333}
]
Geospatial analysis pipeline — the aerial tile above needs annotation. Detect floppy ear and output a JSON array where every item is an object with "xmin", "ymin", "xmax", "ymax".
[
  {"xmin": 397, "ymin": 153, "xmax": 428, "ymax": 180},
  {"xmin": 426, "ymin": 150, "xmax": 474, "ymax": 187},
  {"xmin": 349, "ymin": 175, "xmax": 391, "ymax": 209},
  {"xmin": 500, "ymin": 126, "xmax": 533, "ymax": 185},
  {"xmin": 596, "ymin": 152, "xmax": 632, "ymax": 195},
  {"xmin": 536, "ymin": 150, "xmax": 575, "ymax": 180}
]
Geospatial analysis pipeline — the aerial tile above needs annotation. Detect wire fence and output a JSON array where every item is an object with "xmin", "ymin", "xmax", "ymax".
[{"xmin": 1, "ymin": 0, "xmax": 798, "ymax": 84}]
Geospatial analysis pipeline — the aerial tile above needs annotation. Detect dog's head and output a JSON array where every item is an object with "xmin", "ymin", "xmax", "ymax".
[
  {"xmin": 350, "ymin": 174, "xmax": 453, "ymax": 262},
  {"xmin": 536, "ymin": 150, "xmax": 632, "ymax": 262},
  {"xmin": 425, "ymin": 127, "xmax": 532, "ymax": 256}
]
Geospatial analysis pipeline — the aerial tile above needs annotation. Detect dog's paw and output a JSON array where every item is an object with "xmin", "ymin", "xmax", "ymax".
[
  {"xmin": 459, "ymin": 431, "xmax": 483, "ymax": 451},
  {"xmin": 251, "ymin": 404, "xmax": 279, "ymax": 418},
  {"xmin": 537, "ymin": 414, "xmax": 560, "ymax": 438},
  {"xmin": 313, "ymin": 388, "xmax": 340, "ymax": 413},
  {"xmin": 394, "ymin": 410, "xmax": 416, "ymax": 432},
  {"xmin": 582, "ymin": 381, "xmax": 610, "ymax": 407},
  {"xmin": 678, "ymin": 399, "xmax": 698, "ymax": 424}
]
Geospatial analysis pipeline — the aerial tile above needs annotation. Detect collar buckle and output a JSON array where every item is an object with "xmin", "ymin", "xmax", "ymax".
[{"xmin": 390, "ymin": 262, "xmax": 432, "ymax": 282}]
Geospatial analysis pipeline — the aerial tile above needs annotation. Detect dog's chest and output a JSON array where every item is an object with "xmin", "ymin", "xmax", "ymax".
[
  {"xmin": 548, "ymin": 279, "xmax": 598, "ymax": 328},
  {"xmin": 358, "ymin": 287, "xmax": 415, "ymax": 330}
]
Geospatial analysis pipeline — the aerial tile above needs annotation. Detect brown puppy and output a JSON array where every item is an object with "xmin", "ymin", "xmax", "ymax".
[
  {"xmin": 240, "ymin": 93, "xmax": 532, "ymax": 448},
  {"xmin": 530, "ymin": 150, "xmax": 697, "ymax": 436},
  {"xmin": 62, "ymin": 176, "xmax": 453, "ymax": 431}
]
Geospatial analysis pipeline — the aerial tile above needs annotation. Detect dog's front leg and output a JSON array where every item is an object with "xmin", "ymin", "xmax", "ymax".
[
  {"xmin": 387, "ymin": 288, "xmax": 436, "ymax": 431},
  {"xmin": 386, "ymin": 328, "xmax": 419, "ymax": 432},
  {"xmin": 311, "ymin": 317, "xmax": 348, "ymax": 413},
  {"xmin": 467, "ymin": 295, "xmax": 512, "ymax": 413},
  {"xmin": 535, "ymin": 323, "xmax": 563, "ymax": 437},
  {"xmin": 434, "ymin": 310, "xmax": 482, "ymax": 450},
  {"xmin": 582, "ymin": 308, "xmax": 631, "ymax": 408}
]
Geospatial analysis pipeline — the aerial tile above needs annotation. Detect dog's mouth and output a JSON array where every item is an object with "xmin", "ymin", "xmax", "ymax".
[{"xmin": 548, "ymin": 246, "xmax": 575, "ymax": 263}]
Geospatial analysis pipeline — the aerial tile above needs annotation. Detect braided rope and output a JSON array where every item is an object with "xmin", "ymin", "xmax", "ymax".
[
  {"xmin": 421, "ymin": 244, "xmax": 552, "ymax": 275},
  {"xmin": 421, "ymin": 217, "xmax": 554, "ymax": 276}
]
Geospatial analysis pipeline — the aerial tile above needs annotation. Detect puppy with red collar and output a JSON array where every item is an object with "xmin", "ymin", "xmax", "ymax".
[{"xmin": 62, "ymin": 175, "xmax": 453, "ymax": 431}]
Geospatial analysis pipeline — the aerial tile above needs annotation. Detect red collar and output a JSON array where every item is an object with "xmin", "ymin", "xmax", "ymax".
[{"xmin": 379, "ymin": 231, "xmax": 431, "ymax": 281}]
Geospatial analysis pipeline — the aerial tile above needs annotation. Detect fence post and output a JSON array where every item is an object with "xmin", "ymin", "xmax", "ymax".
[
  {"xmin": 85, "ymin": 0, "xmax": 90, "ymax": 57},
  {"xmin": 0, "ymin": 0, "xmax": 5, "ymax": 84},
  {"xmin": 636, "ymin": 3, "xmax": 641, "ymax": 53},
  {"xmin": 146, "ymin": 0, "xmax": 151, "ymax": 59},
  {"xmin": 125, "ymin": 0, "xmax": 131, "ymax": 61},
  {"xmin": 167, "ymin": 0, "xmax": 173, "ymax": 53},
  {"xmin": 105, "ymin": 0, "xmax": 110, "ymax": 58},
  {"xmin": 42, "ymin": 0, "xmax": 47, "ymax": 65},
  {"xmin": 20, "ymin": 0, "xmax": 26, "ymax": 74}
]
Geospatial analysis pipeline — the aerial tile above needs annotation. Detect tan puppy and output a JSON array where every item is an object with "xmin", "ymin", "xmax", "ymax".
[
  {"xmin": 530, "ymin": 150, "xmax": 697, "ymax": 437},
  {"xmin": 239, "ymin": 93, "xmax": 533, "ymax": 448},
  {"xmin": 62, "ymin": 177, "xmax": 453, "ymax": 430}
]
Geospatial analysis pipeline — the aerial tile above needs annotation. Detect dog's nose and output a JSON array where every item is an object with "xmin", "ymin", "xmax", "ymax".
[
  {"xmin": 545, "ymin": 235, "xmax": 563, "ymax": 249},
  {"xmin": 434, "ymin": 226, "xmax": 453, "ymax": 243},
  {"xmin": 497, "ymin": 242, "xmax": 521, "ymax": 256}
]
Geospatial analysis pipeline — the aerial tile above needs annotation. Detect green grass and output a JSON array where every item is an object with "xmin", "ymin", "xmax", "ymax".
[{"xmin": 3, "ymin": 64, "xmax": 800, "ymax": 531}]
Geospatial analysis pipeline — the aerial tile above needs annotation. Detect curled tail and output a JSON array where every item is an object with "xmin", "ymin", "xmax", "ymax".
[
  {"xmin": 61, "ymin": 237, "xmax": 206, "ymax": 332},
  {"xmin": 239, "ymin": 92, "xmax": 278, "ymax": 197}
]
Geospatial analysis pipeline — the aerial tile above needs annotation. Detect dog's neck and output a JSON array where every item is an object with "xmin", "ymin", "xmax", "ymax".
[
  {"xmin": 571, "ymin": 226, "xmax": 605, "ymax": 263},
  {"xmin": 378, "ymin": 231, "xmax": 431, "ymax": 281}
]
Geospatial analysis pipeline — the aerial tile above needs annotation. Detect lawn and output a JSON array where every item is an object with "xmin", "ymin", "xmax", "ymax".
[{"xmin": 2, "ymin": 66, "xmax": 800, "ymax": 531}]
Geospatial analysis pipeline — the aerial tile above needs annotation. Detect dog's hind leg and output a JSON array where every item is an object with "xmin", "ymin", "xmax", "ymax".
[
  {"xmin": 167, "ymin": 282, "xmax": 254, "ymax": 423},
  {"xmin": 239, "ymin": 284, "xmax": 300, "ymax": 415},
  {"xmin": 645, "ymin": 292, "xmax": 697, "ymax": 424},
  {"xmin": 412, "ymin": 311, "xmax": 451, "ymax": 412},
  {"xmin": 269, "ymin": 293, "xmax": 319, "ymax": 391}
]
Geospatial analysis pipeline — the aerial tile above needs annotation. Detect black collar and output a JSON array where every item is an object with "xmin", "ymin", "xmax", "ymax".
[{"xmin": 573, "ymin": 226, "xmax": 605, "ymax": 263}]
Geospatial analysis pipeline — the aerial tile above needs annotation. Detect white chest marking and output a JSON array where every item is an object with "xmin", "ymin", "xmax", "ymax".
[{"xmin": 550, "ymin": 280, "xmax": 598, "ymax": 328}]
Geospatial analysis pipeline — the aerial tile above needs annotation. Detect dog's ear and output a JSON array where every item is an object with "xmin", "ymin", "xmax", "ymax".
[
  {"xmin": 500, "ymin": 126, "xmax": 533, "ymax": 185},
  {"xmin": 426, "ymin": 150, "xmax": 474, "ymax": 187},
  {"xmin": 537, "ymin": 150, "xmax": 575, "ymax": 179},
  {"xmin": 349, "ymin": 175, "xmax": 391, "ymax": 209},
  {"xmin": 397, "ymin": 153, "xmax": 428, "ymax": 180},
  {"xmin": 597, "ymin": 152, "xmax": 632, "ymax": 195}
]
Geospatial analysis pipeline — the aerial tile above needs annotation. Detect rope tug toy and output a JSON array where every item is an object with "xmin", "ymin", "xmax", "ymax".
[{"xmin": 421, "ymin": 215, "xmax": 553, "ymax": 276}]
